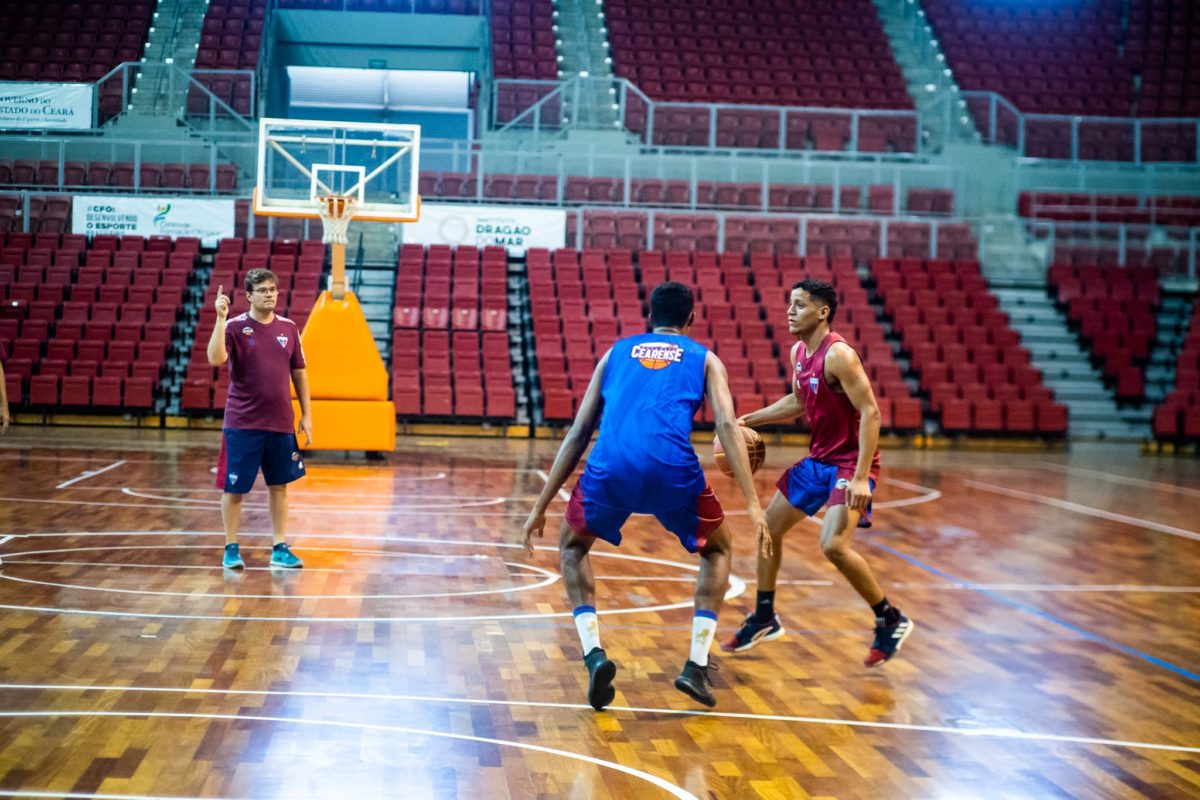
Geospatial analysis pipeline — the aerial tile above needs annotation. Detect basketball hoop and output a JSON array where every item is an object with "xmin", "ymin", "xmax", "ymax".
[{"xmin": 316, "ymin": 194, "xmax": 357, "ymax": 245}]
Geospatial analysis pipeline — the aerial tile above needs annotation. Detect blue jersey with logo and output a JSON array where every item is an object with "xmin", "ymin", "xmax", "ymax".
[{"xmin": 581, "ymin": 332, "xmax": 709, "ymax": 511}]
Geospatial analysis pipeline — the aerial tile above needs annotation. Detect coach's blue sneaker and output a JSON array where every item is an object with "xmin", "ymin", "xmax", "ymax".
[
  {"xmin": 583, "ymin": 647, "xmax": 616, "ymax": 711},
  {"xmin": 222, "ymin": 543, "xmax": 245, "ymax": 570},
  {"xmin": 864, "ymin": 614, "xmax": 914, "ymax": 667},
  {"xmin": 269, "ymin": 543, "xmax": 303, "ymax": 569},
  {"xmin": 674, "ymin": 659, "xmax": 718, "ymax": 707},
  {"xmin": 720, "ymin": 612, "xmax": 785, "ymax": 653}
]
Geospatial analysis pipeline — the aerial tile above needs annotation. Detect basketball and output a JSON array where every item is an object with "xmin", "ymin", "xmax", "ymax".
[{"xmin": 713, "ymin": 426, "xmax": 766, "ymax": 476}]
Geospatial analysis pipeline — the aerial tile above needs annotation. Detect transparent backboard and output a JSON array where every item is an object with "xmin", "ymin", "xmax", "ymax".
[{"xmin": 254, "ymin": 117, "xmax": 421, "ymax": 222}]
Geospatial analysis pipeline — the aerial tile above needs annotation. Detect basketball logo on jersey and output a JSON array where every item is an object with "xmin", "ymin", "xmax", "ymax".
[
  {"xmin": 276, "ymin": 335, "xmax": 288, "ymax": 348},
  {"xmin": 631, "ymin": 342, "xmax": 684, "ymax": 370},
  {"xmin": 809, "ymin": 377, "xmax": 820, "ymax": 395}
]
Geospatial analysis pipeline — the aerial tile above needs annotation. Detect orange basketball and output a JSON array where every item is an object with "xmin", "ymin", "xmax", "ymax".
[{"xmin": 713, "ymin": 426, "xmax": 766, "ymax": 476}]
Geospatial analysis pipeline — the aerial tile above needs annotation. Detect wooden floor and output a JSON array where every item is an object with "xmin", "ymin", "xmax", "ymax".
[{"xmin": 0, "ymin": 428, "xmax": 1198, "ymax": 800}]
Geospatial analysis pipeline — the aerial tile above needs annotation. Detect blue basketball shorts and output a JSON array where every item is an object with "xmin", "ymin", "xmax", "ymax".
[
  {"xmin": 775, "ymin": 457, "xmax": 876, "ymax": 527},
  {"xmin": 215, "ymin": 429, "xmax": 306, "ymax": 494},
  {"xmin": 564, "ymin": 481, "xmax": 725, "ymax": 554}
]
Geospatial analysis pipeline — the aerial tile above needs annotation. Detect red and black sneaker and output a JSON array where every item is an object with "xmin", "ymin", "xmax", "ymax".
[
  {"xmin": 719, "ymin": 612, "xmax": 785, "ymax": 653},
  {"xmin": 864, "ymin": 614, "xmax": 914, "ymax": 667}
]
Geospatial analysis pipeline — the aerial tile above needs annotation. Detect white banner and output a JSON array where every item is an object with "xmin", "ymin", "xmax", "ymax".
[
  {"xmin": 72, "ymin": 196, "xmax": 236, "ymax": 247},
  {"xmin": 403, "ymin": 202, "xmax": 565, "ymax": 255},
  {"xmin": 0, "ymin": 82, "xmax": 94, "ymax": 130}
]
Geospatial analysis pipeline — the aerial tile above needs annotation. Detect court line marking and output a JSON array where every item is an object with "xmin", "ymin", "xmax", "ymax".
[
  {"xmin": 0, "ymin": 495, "xmax": 539, "ymax": 515},
  {"xmin": 0, "ymin": 710, "xmax": 696, "ymax": 800},
  {"xmin": 54, "ymin": 459, "xmax": 127, "ymax": 489},
  {"xmin": 870, "ymin": 542, "xmax": 1200, "ymax": 684},
  {"xmin": 962, "ymin": 479, "xmax": 1200, "ymax": 543},
  {"xmin": 120, "ymin": 487, "xmax": 509, "ymax": 511},
  {"xmin": 0, "ymin": 793, "xmax": 220, "ymax": 800},
  {"xmin": 0, "ymin": 532, "xmax": 746, "ymax": 622},
  {"xmin": 3, "ymin": 684, "xmax": 1197, "ymax": 756},
  {"xmin": 1031, "ymin": 461, "xmax": 1200, "ymax": 498},
  {"xmin": 535, "ymin": 469, "xmax": 571, "ymax": 502},
  {"xmin": 0, "ymin": 547, "xmax": 559, "ymax": 601}
]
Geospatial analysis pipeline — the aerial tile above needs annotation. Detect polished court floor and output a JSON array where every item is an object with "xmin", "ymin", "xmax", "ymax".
[{"xmin": 0, "ymin": 428, "xmax": 1198, "ymax": 799}]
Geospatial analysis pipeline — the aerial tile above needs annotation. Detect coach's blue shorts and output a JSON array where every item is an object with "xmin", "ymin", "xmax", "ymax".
[
  {"xmin": 216, "ymin": 429, "xmax": 306, "ymax": 494},
  {"xmin": 776, "ymin": 458, "xmax": 875, "ymax": 527},
  {"xmin": 564, "ymin": 482, "xmax": 724, "ymax": 553}
]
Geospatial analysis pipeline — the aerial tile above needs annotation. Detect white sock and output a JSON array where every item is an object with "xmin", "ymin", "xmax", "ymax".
[
  {"xmin": 573, "ymin": 605, "xmax": 601, "ymax": 655},
  {"xmin": 690, "ymin": 611, "xmax": 718, "ymax": 666}
]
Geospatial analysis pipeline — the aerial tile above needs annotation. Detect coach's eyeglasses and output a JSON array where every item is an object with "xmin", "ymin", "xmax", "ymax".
[{"xmin": 250, "ymin": 287, "xmax": 279, "ymax": 295}]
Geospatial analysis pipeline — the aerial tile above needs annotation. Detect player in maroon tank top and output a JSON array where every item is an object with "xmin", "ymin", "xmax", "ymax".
[{"xmin": 720, "ymin": 279, "xmax": 914, "ymax": 667}]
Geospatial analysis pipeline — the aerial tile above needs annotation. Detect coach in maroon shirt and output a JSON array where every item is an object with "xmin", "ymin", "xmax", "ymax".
[{"xmin": 207, "ymin": 268, "xmax": 312, "ymax": 570}]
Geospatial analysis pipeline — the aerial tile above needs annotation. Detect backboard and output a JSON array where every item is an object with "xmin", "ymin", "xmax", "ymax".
[{"xmin": 253, "ymin": 117, "xmax": 421, "ymax": 222}]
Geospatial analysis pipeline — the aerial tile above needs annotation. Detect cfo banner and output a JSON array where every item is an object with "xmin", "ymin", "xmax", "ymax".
[
  {"xmin": 0, "ymin": 82, "xmax": 94, "ymax": 130},
  {"xmin": 403, "ymin": 203, "xmax": 565, "ymax": 255},
  {"xmin": 73, "ymin": 196, "xmax": 235, "ymax": 247}
]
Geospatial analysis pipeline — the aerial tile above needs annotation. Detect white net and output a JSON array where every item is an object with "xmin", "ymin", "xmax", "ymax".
[{"xmin": 316, "ymin": 195, "xmax": 357, "ymax": 245}]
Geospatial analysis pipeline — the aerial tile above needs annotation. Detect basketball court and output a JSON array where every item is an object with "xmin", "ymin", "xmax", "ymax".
[{"xmin": 0, "ymin": 428, "xmax": 1197, "ymax": 798}]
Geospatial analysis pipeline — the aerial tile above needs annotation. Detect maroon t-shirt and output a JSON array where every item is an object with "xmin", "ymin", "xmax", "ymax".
[
  {"xmin": 223, "ymin": 312, "xmax": 305, "ymax": 433},
  {"xmin": 792, "ymin": 331, "xmax": 881, "ymax": 474}
]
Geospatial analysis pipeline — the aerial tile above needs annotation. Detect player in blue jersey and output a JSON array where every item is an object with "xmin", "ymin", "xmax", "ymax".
[{"xmin": 523, "ymin": 282, "xmax": 770, "ymax": 709}]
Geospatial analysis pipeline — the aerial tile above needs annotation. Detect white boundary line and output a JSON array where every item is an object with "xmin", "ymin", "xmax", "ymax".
[
  {"xmin": 1032, "ymin": 461, "xmax": 1200, "ymax": 498},
  {"xmin": 3, "ymin": 684, "xmax": 1197, "ymax": 756},
  {"xmin": 54, "ymin": 459, "xmax": 126, "ymax": 489},
  {"xmin": 0, "ymin": 546, "xmax": 559, "ymax": 601},
  {"xmin": 0, "ymin": 532, "xmax": 747, "ymax": 622},
  {"xmin": 535, "ymin": 469, "xmax": 571, "ymax": 502},
  {"xmin": 0, "ymin": 709, "xmax": 696, "ymax": 800},
  {"xmin": 962, "ymin": 479, "xmax": 1200, "ymax": 543}
]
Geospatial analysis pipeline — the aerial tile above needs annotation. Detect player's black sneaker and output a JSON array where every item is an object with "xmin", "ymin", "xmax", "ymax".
[
  {"xmin": 583, "ymin": 647, "xmax": 616, "ymax": 710},
  {"xmin": 674, "ymin": 660, "xmax": 718, "ymax": 707},
  {"xmin": 864, "ymin": 614, "xmax": 914, "ymax": 667},
  {"xmin": 719, "ymin": 612, "xmax": 785, "ymax": 652}
]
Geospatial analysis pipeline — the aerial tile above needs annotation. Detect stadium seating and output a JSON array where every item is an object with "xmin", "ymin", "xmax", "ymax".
[
  {"xmin": 188, "ymin": 0, "xmax": 267, "ymax": 116},
  {"xmin": 490, "ymin": 0, "xmax": 558, "ymax": 125},
  {"xmin": 0, "ymin": 3, "xmax": 152, "ymax": 86},
  {"xmin": 0, "ymin": 162, "xmax": 240, "ymax": 194},
  {"xmin": 604, "ymin": 0, "xmax": 914, "ymax": 152},
  {"xmin": 0, "ymin": 195, "xmax": 72, "ymax": 235},
  {"xmin": 0, "ymin": 232, "xmax": 196, "ymax": 413},
  {"xmin": 390, "ymin": 244, "xmax": 516, "ymax": 419},
  {"xmin": 872, "ymin": 256, "xmax": 1067, "ymax": 435},
  {"xmin": 275, "ymin": 0, "xmax": 482, "ymax": 12},
  {"xmin": 1153, "ymin": 296, "xmax": 1200, "ymax": 441},
  {"xmin": 531, "ymin": 248, "xmax": 922, "ymax": 430},
  {"xmin": 926, "ymin": 0, "xmax": 1199, "ymax": 162},
  {"xmin": 1047, "ymin": 263, "xmax": 1158, "ymax": 402}
]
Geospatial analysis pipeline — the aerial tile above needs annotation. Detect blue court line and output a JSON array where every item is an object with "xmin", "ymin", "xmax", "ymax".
[{"xmin": 870, "ymin": 542, "xmax": 1200, "ymax": 684}]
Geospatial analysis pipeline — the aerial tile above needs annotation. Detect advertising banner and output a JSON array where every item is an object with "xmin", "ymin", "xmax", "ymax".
[
  {"xmin": 73, "ymin": 196, "xmax": 236, "ymax": 247},
  {"xmin": 403, "ymin": 202, "xmax": 566, "ymax": 255},
  {"xmin": 0, "ymin": 82, "xmax": 94, "ymax": 130}
]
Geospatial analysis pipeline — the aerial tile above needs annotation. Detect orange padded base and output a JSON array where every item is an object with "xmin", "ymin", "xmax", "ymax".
[
  {"xmin": 296, "ymin": 291, "xmax": 388, "ymax": 401},
  {"xmin": 291, "ymin": 399, "xmax": 396, "ymax": 451}
]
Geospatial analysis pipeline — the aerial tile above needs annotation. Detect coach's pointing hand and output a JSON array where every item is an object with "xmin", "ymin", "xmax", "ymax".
[{"xmin": 214, "ymin": 285, "xmax": 230, "ymax": 320}]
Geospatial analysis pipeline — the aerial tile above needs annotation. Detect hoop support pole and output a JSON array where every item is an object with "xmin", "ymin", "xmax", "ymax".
[{"xmin": 331, "ymin": 242, "xmax": 346, "ymax": 301}]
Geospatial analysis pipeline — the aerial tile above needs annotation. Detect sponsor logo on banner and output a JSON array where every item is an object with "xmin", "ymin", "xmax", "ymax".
[
  {"xmin": 404, "ymin": 203, "xmax": 565, "ymax": 256},
  {"xmin": 0, "ymin": 82, "xmax": 94, "ymax": 130},
  {"xmin": 631, "ymin": 342, "xmax": 684, "ymax": 370},
  {"xmin": 72, "ymin": 195, "xmax": 235, "ymax": 246}
]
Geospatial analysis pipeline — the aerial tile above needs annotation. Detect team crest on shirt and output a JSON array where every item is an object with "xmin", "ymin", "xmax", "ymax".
[
  {"xmin": 631, "ymin": 342, "xmax": 684, "ymax": 370},
  {"xmin": 277, "ymin": 335, "xmax": 288, "ymax": 348},
  {"xmin": 809, "ymin": 377, "xmax": 819, "ymax": 395},
  {"xmin": 242, "ymin": 327, "xmax": 253, "ymax": 336},
  {"xmin": 228, "ymin": 472, "xmax": 238, "ymax": 484}
]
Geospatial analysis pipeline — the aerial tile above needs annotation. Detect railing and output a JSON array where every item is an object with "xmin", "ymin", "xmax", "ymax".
[
  {"xmin": 563, "ymin": 205, "xmax": 974, "ymax": 260},
  {"xmin": 0, "ymin": 136, "xmax": 257, "ymax": 194},
  {"xmin": 1014, "ymin": 162, "xmax": 1200, "ymax": 197},
  {"xmin": 420, "ymin": 140, "xmax": 963, "ymax": 215},
  {"xmin": 493, "ymin": 76, "xmax": 925, "ymax": 156},
  {"xmin": 929, "ymin": 91, "xmax": 1200, "ymax": 165},
  {"xmin": 1024, "ymin": 219, "xmax": 1198, "ymax": 279},
  {"xmin": 268, "ymin": 0, "xmax": 490, "ymax": 15},
  {"xmin": 94, "ymin": 62, "xmax": 257, "ymax": 135}
]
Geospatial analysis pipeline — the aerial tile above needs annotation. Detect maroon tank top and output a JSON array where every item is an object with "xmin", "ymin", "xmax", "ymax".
[{"xmin": 792, "ymin": 331, "xmax": 881, "ymax": 473}]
